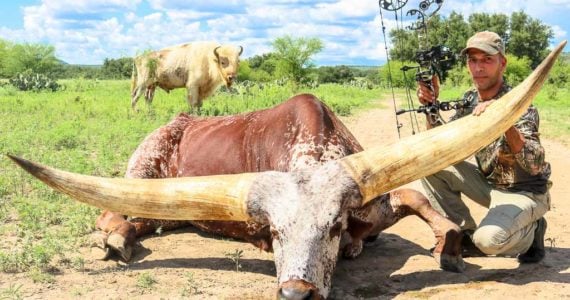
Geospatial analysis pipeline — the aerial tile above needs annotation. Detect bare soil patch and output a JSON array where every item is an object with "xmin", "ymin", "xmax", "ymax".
[{"xmin": 2, "ymin": 99, "xmax": 569, "ymax": 299}]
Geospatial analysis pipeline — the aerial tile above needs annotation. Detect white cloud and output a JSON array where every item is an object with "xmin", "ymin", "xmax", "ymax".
[
  {"xmin": 0, "ymin": 1, "xmax": 567, "ymax": 65},
  {"xmin": 551, "ymin": 24, "xmax": 567, "ymax": 39}
]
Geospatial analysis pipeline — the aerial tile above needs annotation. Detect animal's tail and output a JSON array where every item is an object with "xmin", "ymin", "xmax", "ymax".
[{"xmin": 130, "ymin": 60, "xmax": 137, "ymax": 97}]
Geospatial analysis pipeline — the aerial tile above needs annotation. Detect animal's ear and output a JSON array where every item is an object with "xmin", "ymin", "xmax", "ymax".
[{"xmin": 346, "ymin": 214, "xmax": 373, "ymax": 240}]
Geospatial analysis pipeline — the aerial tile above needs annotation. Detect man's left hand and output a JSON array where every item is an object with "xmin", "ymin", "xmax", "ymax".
[{"xmin": 472, "ymin": 99, "xmax": 496, "ymax": 116}]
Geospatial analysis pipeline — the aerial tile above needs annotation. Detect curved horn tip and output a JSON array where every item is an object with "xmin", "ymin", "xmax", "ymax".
[
  {"xmin": 213, "ymin": 46, "xmax": 221, "ymax": 57},
  {"xmin": 6, "ymin": 154, "xmax": 42, "ymax": 175},
  {"xmin": 238, "ymin": 45, "xmax": 243, "ymax": 56}
]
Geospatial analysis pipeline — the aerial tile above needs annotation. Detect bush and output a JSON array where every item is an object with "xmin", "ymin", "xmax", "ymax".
[
  {"xmin": 379, "ymin": 60, "xmax": 416, "ymax": 88},
  {"xmin": 505, "ymin": 54, "xmax": 532, "ymax": 85},
  {"xmin": 9, "ymin": 72, "xmax": 61, "ymax": 92},
  {"xmin": 547, "ymin": 58, "xmax": 570, "ymax": 88}
]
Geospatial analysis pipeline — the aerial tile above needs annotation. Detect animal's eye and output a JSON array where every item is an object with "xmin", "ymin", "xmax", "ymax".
[{"xmin": 329, "ymin": 222, "xmax": 342, "ymax": 238}]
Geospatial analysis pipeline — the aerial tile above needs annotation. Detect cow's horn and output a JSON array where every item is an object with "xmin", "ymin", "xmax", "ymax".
[
  {"xmin": 213, "ymin": 46, "xmax": 221, "ymax": 58},
  {"xmin": 341, "ymin": 40, "xmax": 566, "ymax": 205},
  {"xmin": 7, "ymin": 155, "xmax": 255, "ymax": 221}
]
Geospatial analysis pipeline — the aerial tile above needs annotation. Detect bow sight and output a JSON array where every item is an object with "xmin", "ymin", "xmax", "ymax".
[{"xmin": 413, "ymin": 44, "xmax": 455, "ymax": 83}]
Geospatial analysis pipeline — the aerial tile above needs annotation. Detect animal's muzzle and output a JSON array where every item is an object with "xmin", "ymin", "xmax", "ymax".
[
  {"xmin": 277, "ymin": 280, "xmax": 320, "ymax": 300},
  {"xmin": 227, "ymin": 74, "xmax": 236, "ymax": 86}
]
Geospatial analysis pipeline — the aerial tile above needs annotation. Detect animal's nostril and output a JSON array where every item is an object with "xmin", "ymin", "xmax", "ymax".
[{"xmin": 278, "ymin": 287, "xmax": 313, "ymax": 300}]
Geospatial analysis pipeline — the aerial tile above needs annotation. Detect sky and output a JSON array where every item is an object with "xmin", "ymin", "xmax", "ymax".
[{"xmin": 0, "ymin": 0, "xmax": 569, "ymax": 66}]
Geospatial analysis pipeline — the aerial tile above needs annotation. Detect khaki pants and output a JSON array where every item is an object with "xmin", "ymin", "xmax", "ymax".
[{"xmin": 421, "ymin": 161, "xmax": 550, "ymax": 256}]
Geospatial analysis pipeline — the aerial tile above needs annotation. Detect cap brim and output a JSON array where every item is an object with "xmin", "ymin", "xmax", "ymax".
[{"xmin": 460, "ymin": 44, "xmax": 500, "ymax": 56}]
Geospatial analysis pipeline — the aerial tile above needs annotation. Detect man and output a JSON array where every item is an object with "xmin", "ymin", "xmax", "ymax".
[{"xmin": 416, "ymin": 31, "xmax": 551, "ymax": 263}]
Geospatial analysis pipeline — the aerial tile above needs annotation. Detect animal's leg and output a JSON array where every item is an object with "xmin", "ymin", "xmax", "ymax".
[
  {"xmin": 144, "ymin": 84, "xmax": 156, "ymax": 106},
  {"xmin": 348, "ymin": 189, "xmax": 464, "ymax": 272},
  {"xmin": 128, "ymin": 218, "xmax": 192, "ymax": 237},
  {"xmin": 131, "ymin": 86, "xmax": 145, "ymax": 110},
  {"xmin": 92, "ymin": 210, "xmax": 136, "ymax": 261},
  {"xmin": 186, "ymin": 86, "xmax": 201, "ymax": 114}
]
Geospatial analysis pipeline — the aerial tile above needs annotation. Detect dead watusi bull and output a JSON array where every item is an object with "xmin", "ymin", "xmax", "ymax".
[{"xmin": 8, "ymin": 41, "xmax": 564, "ymax": 299}]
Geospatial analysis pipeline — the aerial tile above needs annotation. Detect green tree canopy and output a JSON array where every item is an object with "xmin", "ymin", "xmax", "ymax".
[
  {"xmin": 271, "ymin": 35, "xmax": 324, "ymax": 85},
  {"xmin": 388, "ymin": 11, "xmax": 553, "ymax": 72},
  {"xmin": 101, "ymin": 57, "xmax": 133, "ymax": 79},
  {"xmin": 508, "ymin": 11, "xmax": 553, "ymax": 68},
  {"xmin": 3, "ymin": 42, "xmax": 61, "ymax": 76}
]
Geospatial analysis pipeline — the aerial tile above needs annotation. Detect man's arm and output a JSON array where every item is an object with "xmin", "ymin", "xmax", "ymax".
[
  {"xmin": 416, "ymin": 75, "xmax": 440, "ymax": 129},
  {"xmin": 511, "ymin": 108, "xmax": 547, "ymax": 175}
]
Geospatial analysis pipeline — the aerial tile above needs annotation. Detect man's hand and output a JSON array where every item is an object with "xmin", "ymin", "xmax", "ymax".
[
  {"xmin": 472, "ymin": 99, "xmax": 496, "ymax": 116},
  {"xmin": 416, "ymin": 75, "xmax": 440, "ymax": 105}
]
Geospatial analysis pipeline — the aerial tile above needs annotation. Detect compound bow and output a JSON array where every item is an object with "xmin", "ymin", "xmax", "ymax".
[{"xmin": 378, "ymin": 0, "xmax": 467, "ymax": 137}]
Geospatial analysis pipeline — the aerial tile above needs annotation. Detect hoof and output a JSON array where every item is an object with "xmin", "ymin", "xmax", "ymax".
[
  {"xmin": 107, "ymin": 232, "xmax": 133, "ymax": 262},
  {"xmin": 434, "ymin": 253, "xmax": 465, "ymax": 273},
  {"xmin": 89, "ymin": 231, "xmax": 112, "ymax": 260},
  {"xmin": 342, "ymin": 240, "xmax": 363, "ymax": 259}
]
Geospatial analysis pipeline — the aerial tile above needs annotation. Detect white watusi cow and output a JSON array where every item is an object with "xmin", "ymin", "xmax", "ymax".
[{"xmin": 130, "ymin": 41, "xmax": 243, "ymax": 111}]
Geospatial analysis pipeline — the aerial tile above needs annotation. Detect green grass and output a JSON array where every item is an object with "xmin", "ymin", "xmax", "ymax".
[{"xmin": 0, "ymin": 79, "xmax": 384, "ymax": 277}]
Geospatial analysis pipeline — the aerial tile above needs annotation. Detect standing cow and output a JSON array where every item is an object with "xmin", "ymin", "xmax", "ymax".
[
  {"xmin": 8, "ymin": 40, "xmax": 562, "ymax": 300},
  {"xmin": 130, "ymin": 41, "xmax": 243, "ymax": 111}
]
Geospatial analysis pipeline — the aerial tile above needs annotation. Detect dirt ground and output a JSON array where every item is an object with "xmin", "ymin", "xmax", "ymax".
[{"xmin": 2, "ymin": 99, "xmax": 569, "ymax": 299}]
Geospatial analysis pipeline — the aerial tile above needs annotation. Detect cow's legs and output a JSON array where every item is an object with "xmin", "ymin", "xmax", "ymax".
[
  {"xmin": 91, "ymin": 116, "xmax": 192, "ymax": 261},
  {"xmin": 92, "ymin": 210, "xmax": 136, "ymax": 261},
  {"xmin": 131, "ymin": 86, "xmax": 145, "ymax": 110},
  {"xmin": 92, "ymin": 211, "xmax": 192, "ymax": 261},
  {"xmin": 144, "ymin": 84, "xmax": 156, "ymax": 106},
  {"xmin": 186, "ymin": 86, "xmax": 202, "ymax": 114},
  {"xmin": 345, "ymin": 188, "xmax": 464, "ymax": 272}
]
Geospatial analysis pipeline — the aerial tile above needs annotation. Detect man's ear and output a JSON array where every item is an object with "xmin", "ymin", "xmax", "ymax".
[{"xmin": 501, "ymin": 55, "xmax": 507, "ymax": 72}]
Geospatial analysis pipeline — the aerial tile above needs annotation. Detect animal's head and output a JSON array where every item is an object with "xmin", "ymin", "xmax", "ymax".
[
  {"xmin": 8, "ymin": 41, "xmax": 564, "ymax": 299},
  {"xmin": 213, "ymin": 45, "xmax": 243, "ymax": 87}
]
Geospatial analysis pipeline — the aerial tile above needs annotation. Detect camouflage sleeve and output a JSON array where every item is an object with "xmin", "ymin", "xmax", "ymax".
[
  {"xmin": 449, "ymin": 90, "xmax": 476, "ymax": 122},
  {"xmin": 513, "ymin": 106, "xmax": 546, "ymax": 175}
]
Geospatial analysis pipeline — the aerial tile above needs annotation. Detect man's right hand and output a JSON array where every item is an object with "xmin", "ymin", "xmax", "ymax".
[{"xmin": 416, "ymin": 75, "xmax": 440, "ymax": 105}]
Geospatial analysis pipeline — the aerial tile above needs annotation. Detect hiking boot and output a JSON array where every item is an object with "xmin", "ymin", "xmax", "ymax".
[
  {"xmin": 461, "ymin": 230, "xmax": 486, "ymax": 258},
  {"xmin": 518, "ymin": 217, "xmax": 547, "ymax": 263}
]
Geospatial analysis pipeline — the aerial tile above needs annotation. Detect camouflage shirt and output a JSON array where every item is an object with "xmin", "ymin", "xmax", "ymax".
[{"xmin": 449, "ymin": 82, "xmax": 551, "ymax": 194}]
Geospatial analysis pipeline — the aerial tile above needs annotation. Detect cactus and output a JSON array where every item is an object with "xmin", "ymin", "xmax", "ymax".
[{"xmin": 9, "ymin": 72, "xmax": 60, "ymax": 92}]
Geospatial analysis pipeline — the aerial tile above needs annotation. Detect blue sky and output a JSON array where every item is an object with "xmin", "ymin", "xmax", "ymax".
[{"xmin": 0, "ymin": 0, "xmax": 568, "ymax": 66}]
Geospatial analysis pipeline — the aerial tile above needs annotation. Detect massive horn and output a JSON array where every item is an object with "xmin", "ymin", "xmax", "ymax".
[
  {"xmin": 7, "ymin": 155, "xmax": 255, "ymax": 221},
  {"xmin": 341, "ymin": 40, "xmax": 566, "ymax": 204}
]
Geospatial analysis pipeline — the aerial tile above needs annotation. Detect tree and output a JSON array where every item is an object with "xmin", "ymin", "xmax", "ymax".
[
  {"xmin": 3, "ymin": 43, "xmax": 61, "ymax": 76},
  {"xmin": 508, "ymin": 11, "xmax": 553, "ymax": 68},
  {"xmin": 442, "ymin": 12, "xmax": 471, "ymax": 55},
  {"xmin": 468, "ymin": 13, "xmax": 509, "ymax": 38},
  {"xmin": 316, "ymin": 65, "xmax": 355, "ymax": 84},
  {"xmin": 388, "ymin": 28, "xmax": 418, "ymax": 61},
  {"xmin": 0, "ymin": 39, "xmax": 11, "ymax": 77},
  {"xmin": 101, "ymin": 57, "xmax": 134, "ymax": 79},
  {"xmin": 271, "ymin": 35, "xmax": 323, "ymax": 85}
]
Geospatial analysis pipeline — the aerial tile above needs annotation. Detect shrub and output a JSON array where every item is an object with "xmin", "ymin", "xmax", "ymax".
[{"xmin": 9, "ymin": 72, "xmax": 60, "ymax": 92}]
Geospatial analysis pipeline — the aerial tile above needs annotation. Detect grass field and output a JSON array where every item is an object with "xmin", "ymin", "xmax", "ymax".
[
  {"xmin": 0, "ymin": 79, "xmax": 385, "ymax": 279},
  {"xmin": 0, "ymin": 78, "xmax": 568, "ymax": 283}
]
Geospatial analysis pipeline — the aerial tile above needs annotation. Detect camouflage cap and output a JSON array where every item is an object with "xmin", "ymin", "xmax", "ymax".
[{"xmin": 460, "ymin": 31, "xmax": 505, "ymax": 56}]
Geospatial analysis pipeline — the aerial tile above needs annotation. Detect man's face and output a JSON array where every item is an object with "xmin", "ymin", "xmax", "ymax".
[{"xmin": 466, "ymin": 49, "xmax": 507, "ymax": 91}]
